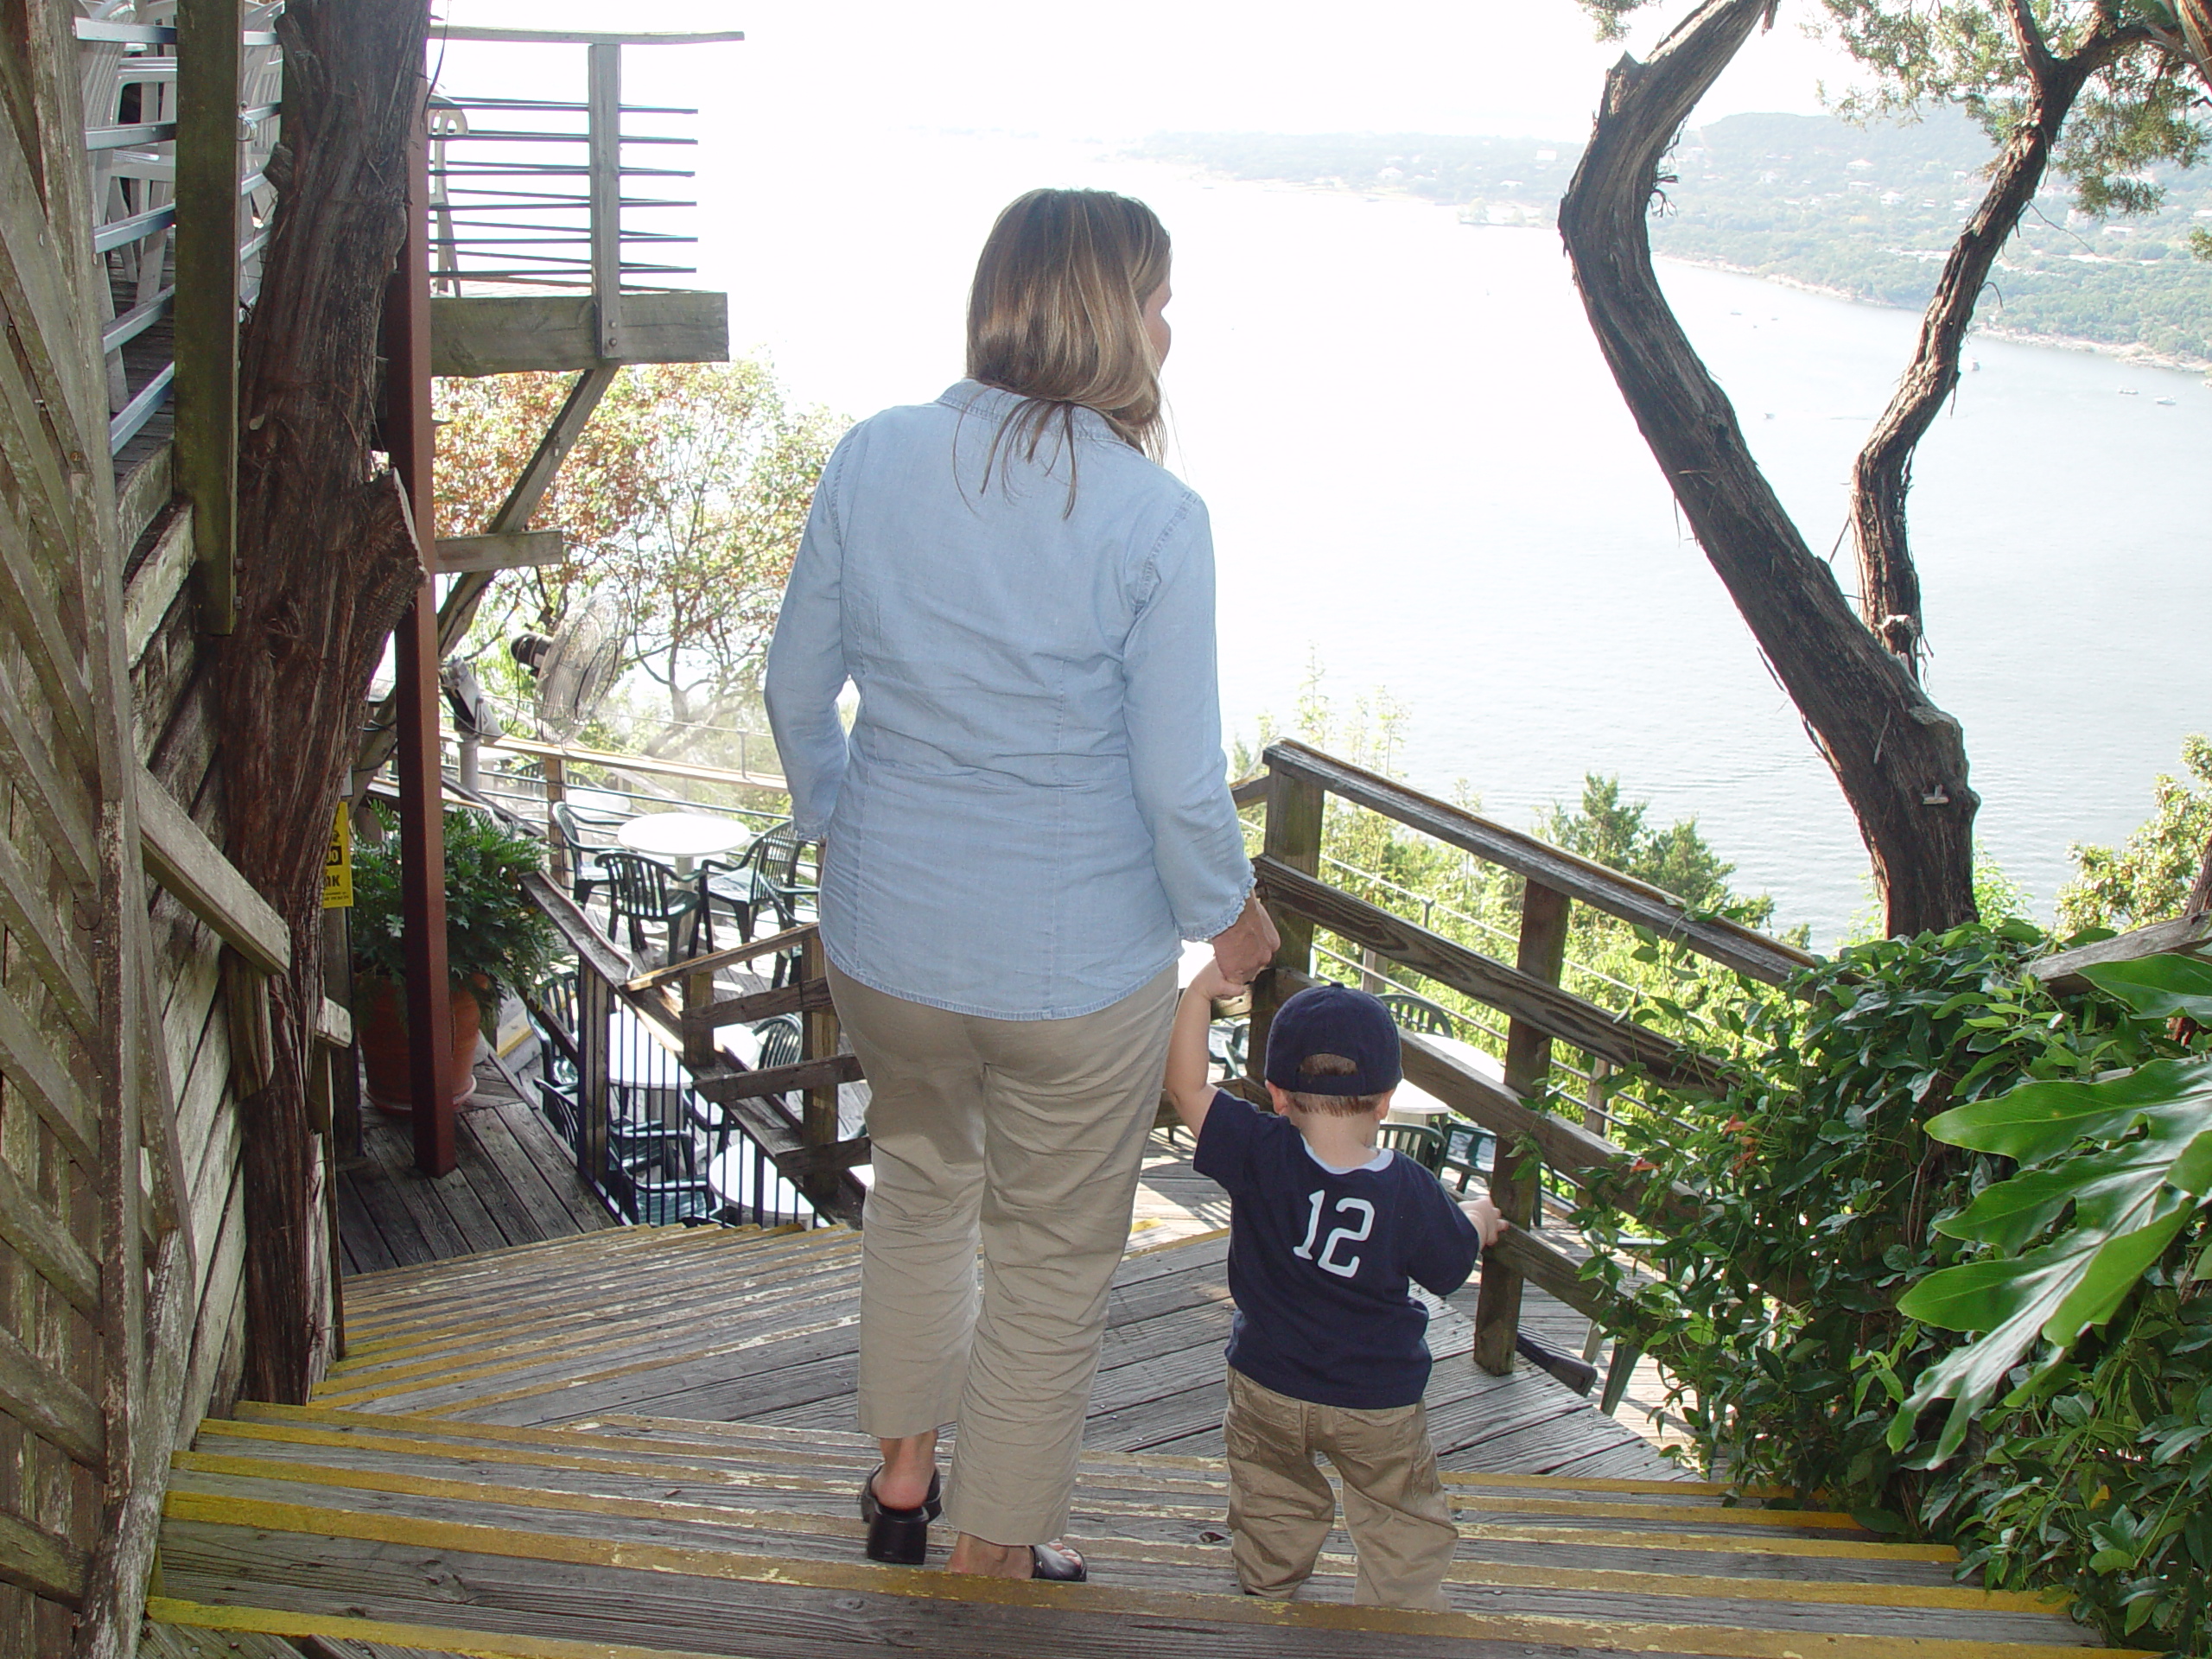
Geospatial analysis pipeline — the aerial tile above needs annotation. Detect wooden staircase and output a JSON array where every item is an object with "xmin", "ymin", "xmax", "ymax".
[{"xmin": 147, "ymin": 1224, "xmax": 2150, "ymax": 1659}]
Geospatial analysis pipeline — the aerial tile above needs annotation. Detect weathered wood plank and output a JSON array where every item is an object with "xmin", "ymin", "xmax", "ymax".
[
  {"xmin": 2033, "ymin": 911, "xmax": 2212, "ymax": 994},
  {"xmin": 0, "ymin": 1320, "xmax": 105, "ymax": 1467},
  {"xmin": 429, "ymin": 289, "xmax": 729, "ymax": 377},
  {"xmin": 0, "ymin": 1508, "xmax": 86, "ymax": 1607},
  {"xmin": 692, "ymin": 1054, "xmax": 862, "ymax": 1106},
  {"xmin": 137, "ymin": 761, "xmax": 290, "ymax": 975},
  {"xmin": 1265, "ymin": 741, "xmax": 1813, "ymax": 985},
  {"xmin": 430, "ymin": 531, "xmax": 563, "ymax": 575},
  {"xmin": 124, "ymin": 503, "xmax": 194, "ymax": 670},
  {"xmin": 0, "ymin": 1150, "xmax": 101, "ymax": 1316},
  {"xmin": 0, "ymin": 976, "xmax": 98, "ymax": 1160}
]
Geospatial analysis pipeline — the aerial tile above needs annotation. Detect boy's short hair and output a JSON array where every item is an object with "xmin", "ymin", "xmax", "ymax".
[{"xmin": 1281, "ymin": 1052, "xmax": 1390, "ymax": 1117}]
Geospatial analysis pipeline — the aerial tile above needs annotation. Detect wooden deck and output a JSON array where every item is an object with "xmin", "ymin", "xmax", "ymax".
[
  {"xmin": 148, "ymin": 1223, "xmax": 2133, "ymax": 1659},
  {"xmin": 334, "ymin": 1056, "xmax": 616, "ymax": 1277}
]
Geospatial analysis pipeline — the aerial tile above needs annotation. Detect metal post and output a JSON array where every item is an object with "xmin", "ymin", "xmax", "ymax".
[
  {"xmin": 1472, "ymin": 879, "xmax": 1573, "ymax": 1375},
  {"xmin": 587, "ymin": 42, "xmax": 624, "ymax": 359},
  {"xmin": 575, "ymin": 964, "xmax": 613, "ymax": 1200},
  {"xmin": 386, "ymin": 72, "xmax": 456, "ymax": 1176}
]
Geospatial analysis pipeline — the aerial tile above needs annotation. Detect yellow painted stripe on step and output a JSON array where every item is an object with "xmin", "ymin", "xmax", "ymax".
[
  {"xmin": 163, "ymin": 1451, "xmax": 2062, "ymax": 1616},
  {"xmin": 579, "ymin": 1408, "xmax": 1785, "ymax": 1503},
  {"xmin": 255, "ymin": 1399, "xmax": 1783, "ymax": 1511},
  {"xmin": 155, "ymin": 1494, "xmax": 2150, "ymax": 1658},
  {"xmin": 149, "ymin": 1598, "xmax": 751, "ymax": 1659},
  {"xmin": 309, "ymin": 1307, "xmax": 861, "ymax": 1408},
  {"xmin": 190, "ymin": 1418, "xmax": 856, "ymax": 1496},
  {"xmin": 1127, "ymin": 1224, "xmax": 1230, "ymax": 1253}
]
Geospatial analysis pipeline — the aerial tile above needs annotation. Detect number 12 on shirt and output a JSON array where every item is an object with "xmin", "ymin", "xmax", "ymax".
[{"xmin": 1292, "ymin": 1191, "xmax": 1376, "ymax": 1279}]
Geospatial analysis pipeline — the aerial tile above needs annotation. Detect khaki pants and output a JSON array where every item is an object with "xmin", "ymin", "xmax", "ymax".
[
  {"xmin": 829, "ymin": 962, "xmax": 1179, "ymax": 1547},
  {"xmin": 1224, "ymin": 1367, "xmax": 1459, "ymax": 1611}
]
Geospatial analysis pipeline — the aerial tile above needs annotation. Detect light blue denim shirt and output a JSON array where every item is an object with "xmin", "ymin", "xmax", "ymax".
[{"xmin": 764, "ymin": 380, "xmax": 1252, "ymax": 1020}]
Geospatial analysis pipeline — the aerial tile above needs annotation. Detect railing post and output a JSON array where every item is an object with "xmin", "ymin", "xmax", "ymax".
[
  {"xmin": 174, "ymin": 0, "xmax": 243, "ymax": 632},
  {"xmin": 1248, "ymin": 754, "xmax": 1324, "ymax": 1096},
  {"xmin": 543, "ymin": 752, "xmax": 570, "ymax": 890},
  {"xmin": 575, "ymin": 962, "xmax": 613, "ymax": 1198},
  {"xmin": 586, "ymin": 42, "xmax": 625, "ymax": 359},
  {"xmin": 1473, "ymin": 878, "xmax": 1573, "ymax": 1376},
  {"xmin": 799, "ymin": 929, "xmax": 842, "ymax": 1211}
]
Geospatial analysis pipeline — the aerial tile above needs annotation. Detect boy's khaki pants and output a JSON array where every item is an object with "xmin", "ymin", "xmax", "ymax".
[
  {"xmin": 1224, "ymin": 1367, "xmax": 1459, "ymax": 1611},
  {"xmin": 829, "ymin": 962, "xmax": 1178, "ymax": 1548}
]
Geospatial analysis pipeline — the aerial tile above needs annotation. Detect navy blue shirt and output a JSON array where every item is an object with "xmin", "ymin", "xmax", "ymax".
[{"xmin": 1194, "ymin": 1091, "xmax": 1482, "ymax": 1409}]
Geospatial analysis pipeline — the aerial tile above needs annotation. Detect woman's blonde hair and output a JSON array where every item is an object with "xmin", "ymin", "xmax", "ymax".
[{"xmin": 966, "ymin": 188, "xmax": 1170, "ymax": 483}]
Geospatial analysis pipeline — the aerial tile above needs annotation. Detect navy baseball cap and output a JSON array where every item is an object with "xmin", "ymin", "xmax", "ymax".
[{"xmin": 1264, "ymin": 982, "xmax": 1402, "ymax": 1096}]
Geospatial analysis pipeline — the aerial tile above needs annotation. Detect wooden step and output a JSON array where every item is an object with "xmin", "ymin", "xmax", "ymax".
[{"xmin": 155, "ymin": 1480, "xmax": 2140, "ymax": 1659}]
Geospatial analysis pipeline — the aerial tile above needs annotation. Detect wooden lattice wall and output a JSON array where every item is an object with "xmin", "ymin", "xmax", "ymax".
[{"xmin": 0, "ymin": 3, "xmax": 295, "ymax": 1654}]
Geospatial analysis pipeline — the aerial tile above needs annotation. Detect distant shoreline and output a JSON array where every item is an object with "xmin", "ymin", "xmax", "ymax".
[{"xmin": 1649, "ymin": 248, "xmax": 2212, "ymax": 376}]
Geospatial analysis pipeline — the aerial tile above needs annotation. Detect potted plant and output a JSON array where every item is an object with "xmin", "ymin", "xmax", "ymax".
[{"xmin": 349, "ymin": 804, "xmax": 562, "ymax": 1114}]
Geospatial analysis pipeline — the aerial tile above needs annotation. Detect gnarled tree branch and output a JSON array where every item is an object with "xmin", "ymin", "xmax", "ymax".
[{"xmin": 1558, "ymin": 0, "xmax": 1978, "ymax": 935}]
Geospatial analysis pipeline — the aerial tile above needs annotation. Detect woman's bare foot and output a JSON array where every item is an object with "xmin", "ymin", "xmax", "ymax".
[
  {"xmin": 873, "ymin": 1429, "xmax": 938, "ymax": 1511},
  {"xmin": 947, "ymin": 1534, "xmax": 1084, "ymax": 1579}
]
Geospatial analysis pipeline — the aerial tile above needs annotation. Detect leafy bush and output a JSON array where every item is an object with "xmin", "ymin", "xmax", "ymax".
[
  {"xmin": 352, "ymin": 805, "xmax": 561, "ymax": 1033},
  {"xmin": 2059, "ymin": 734, "xmax": 2212, "ymax": 933},
  {"xmin": 1577, "ymin": 925, "xmax": 2212, "ymax": 1652}
]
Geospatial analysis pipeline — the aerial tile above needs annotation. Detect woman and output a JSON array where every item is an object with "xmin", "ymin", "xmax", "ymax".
[{"xmin": 764, "ymin": 188, "xmax": 1277, "ymax": 1582}]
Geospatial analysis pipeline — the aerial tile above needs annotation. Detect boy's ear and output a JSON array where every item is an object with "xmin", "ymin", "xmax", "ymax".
[
  {"xmin": 1370, "ymin": 1087, "xmax": 1396, "ymax": 1121},
  {"xmin": 1264, "ymin": 1081, "xmax": 1294, "ymax": 1116}
]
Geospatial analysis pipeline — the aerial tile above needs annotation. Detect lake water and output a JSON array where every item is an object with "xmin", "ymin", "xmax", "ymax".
[{"xmin": 693, "ymin": 127, "xmax": 2212, "ymax": 946}]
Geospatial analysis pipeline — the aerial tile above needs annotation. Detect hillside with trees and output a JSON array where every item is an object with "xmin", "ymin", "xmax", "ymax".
[{"xmin": 1136, "ymin": 107, "xmax": 2212, "ymax": 363}]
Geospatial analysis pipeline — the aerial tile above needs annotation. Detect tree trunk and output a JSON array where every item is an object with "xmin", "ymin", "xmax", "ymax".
[
  {"xmin": 1556, "ymin": 0, "xmax": 1977, "ymax": 937},
  {"xmin": 219, "ymin": 0, "xmax": 428, "ymax": 1402},
  {"xmin": 1851, "ymin": 3, "xmax": 2120, "ymax": 675}
]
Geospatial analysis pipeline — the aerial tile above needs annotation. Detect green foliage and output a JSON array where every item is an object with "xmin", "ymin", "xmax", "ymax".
[
  {"xmin": 435, "ymin": 359, "xmax": 843, "ymax": 755},
  {"xmin": 1895, "ymin": 957, "xmax": 2212, "ymax": 1459},
  {"xmin": 1536, "ymin": 775, "xmax": 1776, "ymax": 928},
  {"xmin": 2059, "ymin": 735, "xmax": 2212, "ymax": 932},
  {"xmin": 351, "ymin": 806, "xmax": 561, "ymax": 1034},
  {"xmin": 1577, "ymin": 925, "xmax": 2211, "ymax": 1651}
]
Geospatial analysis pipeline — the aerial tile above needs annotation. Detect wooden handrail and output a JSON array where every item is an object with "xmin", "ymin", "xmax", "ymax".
[
  {"xmin": 1263, "ymin": 741, "xmax": 1815, "ymax": 986},
  {"xmin": 627, "ymin": 920, "xmax": 815, "ymax": 992},
  {"xmin": 483, "ymin": 732, "xmax": 785, "ymax": 792},
  {"xmin": 2033, "ymin": 911, "xmax": 2212, "ymax": 994},
  {"xmin": 137, "ymin": 763, "xmax": 289, "ymax": 976},
  {"xmin": 520, "ymin": 871, "xmax": 631, "ymax": 987},
  {"xmin": 1255, "ymin": 856, "xmax": 1720, "ymax": 1093}
]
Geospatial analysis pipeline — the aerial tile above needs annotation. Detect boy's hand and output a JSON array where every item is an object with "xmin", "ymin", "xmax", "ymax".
[
  {"xmin": 1187, "ymin": 960, "xmax": 1236, "ymax": 1004},
  {"xmin": 1461, "ymin": 1193, "xmax": 1508, "ymax": 1248}
]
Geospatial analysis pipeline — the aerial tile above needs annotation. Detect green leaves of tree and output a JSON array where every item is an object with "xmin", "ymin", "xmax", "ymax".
[{"xmin": 1892, "ymin": 957, "xmax": 2212, "ymax": 1460}]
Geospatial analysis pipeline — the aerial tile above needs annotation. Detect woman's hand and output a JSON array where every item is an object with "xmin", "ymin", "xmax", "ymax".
[{"xmin": 1209, "ymin": 891, "xmax": 1280, "ymax": 989}]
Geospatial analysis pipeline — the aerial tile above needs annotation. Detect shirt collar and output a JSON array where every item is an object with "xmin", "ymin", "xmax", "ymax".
[
  {"xmin": 1301, "ymin": 1139, "xmax": 1395, "ymax": 1176},
  {"xmin": 938, "ymin": 378, "xmax": 1118, "ymax": 442}
]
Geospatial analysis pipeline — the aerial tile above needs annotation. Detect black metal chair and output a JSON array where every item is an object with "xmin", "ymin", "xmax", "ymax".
[
  {"xmin": 600, "ymin": 849, "xmax": 711, "ymax": 959},
  {"xmin": 549, "ymin": 800, "xmax": 618, "ymax": 910},
  {"xmin": 753, "ymin": 1012, "xmax": 803, "ymax": 1071},
  {"xmin": 703, "ymin": 822, "xmax": 815, "ymax": 984},
  {"xmin": 1376, "ymin": 1121, "xmax": 1447, "ymax": 1173},
  {"xmin": 1376, "ymin": 992, "xmax": 1456, "ymax": 1036}
]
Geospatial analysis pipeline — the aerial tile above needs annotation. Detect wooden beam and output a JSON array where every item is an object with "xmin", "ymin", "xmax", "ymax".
[
  {"xmin": 587, "ymin": 44, "xmax": 623, "ymax": 359},
  {"xmin": 0, "ymin": 1510, "xmax": 86, "ymax": 1608},
  {"xmin": 137, "ymin": 761, "xmax": 291, "ymax": 976},
  {"xmin": 433, "ymin": 25, "xmax": 747, "ymax": 44},
  {"xmin": 691, "ymin": 1052, "xmax": 862, "ymax": 1105},
  {"xmin": 774, "ymin": 1135, "xmax": 874, "ymax": 1181},
  {"xmin": 0, "ymin": 1321, "xmax": 105, "ymax": 1466},
  {"xmin": 314, "ymin": 995, "xmax": 354, "ymax": 1049},
  {"xmin": 172, "ymin": 0, "xmax": 244, "ymax": 632},
  {"xmin": 432, "ymin": 530, "xmax": 563, "ymax": 574},
  {"xmin": 123, "ymin": 504, "xmax": 194, "ymax": 668},
  {"xmin": 2033, "ymin": 912, "xmax": 2212, "ymax": 995},
  {"xmin": 626, "ymin": 920, "xmax": 814, "ymax": 991},
  {"xmin": 429, "ymin": 290, "xmax": 728, "ymax": 377},
  {"xmin": 1263, "ymin": 741, "xmax": 1814, "ymax": 986},
  {"xmin": 486, "ymin": 733, "xmax": 785, "ymax": 791},
  {"xmin": 1255, "ymin": 855, "xmax": 1719, "ymax": 1092},
  {"xmin": 685, "ymin": 975, "xmax": 833, "ymax": 1036}
]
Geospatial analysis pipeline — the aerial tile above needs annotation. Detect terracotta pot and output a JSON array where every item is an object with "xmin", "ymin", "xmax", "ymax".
[{"xmin": 357, "ymin": 975, "xmax": 483, "ymax": 1116}]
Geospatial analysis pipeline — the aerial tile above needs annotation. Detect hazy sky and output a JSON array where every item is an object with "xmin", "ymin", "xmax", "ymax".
[{"xmin": 432, "ymin": 1, "xmax": 1870, "ymax": 142}]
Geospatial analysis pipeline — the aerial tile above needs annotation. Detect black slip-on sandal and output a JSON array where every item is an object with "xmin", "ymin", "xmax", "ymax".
[
  {"xmin": 1029, "ymin": 1539, "xmax": 1086, "ymax": 1582},
  {"xmin": 861, "ymin": 1467, "xmax": 942, "ymax": 1565}
]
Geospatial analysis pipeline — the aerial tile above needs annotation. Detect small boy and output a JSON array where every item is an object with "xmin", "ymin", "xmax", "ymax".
[{"xmin": 1165, "ymin": 966, "xmax": 1506, "ymax": 1611}]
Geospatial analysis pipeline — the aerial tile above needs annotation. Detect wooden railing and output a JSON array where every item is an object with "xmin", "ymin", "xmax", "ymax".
[
  {"xmin": 1246, "ymin": 740, "xmax": 1815, "ymax": 1388},
  {"xmin": 521, "ymin": 875, "xmax": 868, "ymax": 1228}
]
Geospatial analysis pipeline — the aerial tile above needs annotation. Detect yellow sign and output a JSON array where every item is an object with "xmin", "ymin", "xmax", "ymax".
[{"xmin": 321, "ymin": 802, "xmax": 353, "ymax": 909}]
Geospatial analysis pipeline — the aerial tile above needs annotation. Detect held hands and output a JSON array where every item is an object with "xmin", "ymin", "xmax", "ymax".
[
  {"xmin": 1185, "ymin": 959, "xmax": 1236, "ymax": 1004},
  {"xmin": 1461, "ymin": 1193, "xmax": 1509, "ymax": 1249},
  {"xmin": 1209, "ymin": 891, "xmax": 1281, "ymax": 990}
]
